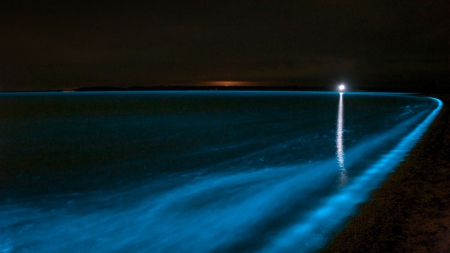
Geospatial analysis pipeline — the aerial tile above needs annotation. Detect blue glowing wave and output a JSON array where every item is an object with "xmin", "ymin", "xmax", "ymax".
[
  {"xmin": 0, "ymin": 97, "xmax": 442, "ymax": 253},
  {"xmin": 261, "ymin": 97, "xmax": 442, "ymax": 252}
]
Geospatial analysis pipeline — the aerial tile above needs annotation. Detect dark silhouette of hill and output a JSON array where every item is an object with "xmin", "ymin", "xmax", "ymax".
[{"xmin": 74, "ymin": 84, "xmax": 450, "ymax": 93}]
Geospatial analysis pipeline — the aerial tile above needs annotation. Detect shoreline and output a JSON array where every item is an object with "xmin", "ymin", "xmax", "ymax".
[{"xmin": 321, "ymin": 94, "xmax": 450, "ymax": 252}]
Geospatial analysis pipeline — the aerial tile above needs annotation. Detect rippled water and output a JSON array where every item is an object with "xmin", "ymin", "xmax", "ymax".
[{"xmin": 0, "ymin": 91, "xmax": 441, "ymax": 252}]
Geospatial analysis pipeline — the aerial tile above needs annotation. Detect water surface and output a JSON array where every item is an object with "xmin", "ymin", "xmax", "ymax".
[{"xmin": 0, "ymin": 91, "xmax": 441, "ymax": 252}]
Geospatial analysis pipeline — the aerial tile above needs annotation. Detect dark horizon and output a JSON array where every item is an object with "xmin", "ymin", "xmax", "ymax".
[
  {"xmin": 1, "ymin": 1, "xmax": 449, "ymax": 91},
  {"xmin": 2, "ymin": 82, "xmax": 448, "ymax": 94}
]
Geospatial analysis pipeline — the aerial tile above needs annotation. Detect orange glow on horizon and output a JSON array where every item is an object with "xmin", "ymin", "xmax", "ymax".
[{"xmin": 202, "ymin": 81, "xmax": 259, "ymax": 87}]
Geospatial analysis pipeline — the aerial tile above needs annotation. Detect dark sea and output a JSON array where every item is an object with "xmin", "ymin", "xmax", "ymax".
[{"xmin": 0, "ymin": 91, "xmax": 442, "ymax": 252}]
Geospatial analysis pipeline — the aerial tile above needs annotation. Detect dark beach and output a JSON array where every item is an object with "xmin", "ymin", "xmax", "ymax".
[{"xmin": 321, "ymin": 94, "xmax": 450, "ymax": 253}]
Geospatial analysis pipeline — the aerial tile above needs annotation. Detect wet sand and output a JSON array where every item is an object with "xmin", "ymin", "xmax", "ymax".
[{"xmin": 322, "ymin": 94, "xmax": 450, "ymax": 253}]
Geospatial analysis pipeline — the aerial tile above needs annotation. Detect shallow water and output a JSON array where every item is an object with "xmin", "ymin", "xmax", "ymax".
[{"xmin": 0, "ymin": 91, "xmax": 441, "ymax": 252}]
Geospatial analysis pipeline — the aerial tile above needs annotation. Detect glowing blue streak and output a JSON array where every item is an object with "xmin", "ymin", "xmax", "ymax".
[
  {"xmin": 0, "ymin": 161, "xmax": 339, "ymax": 253},
  {"xmin": 261, "ymin": 97, "xmax": 442, "ymax": 253}
]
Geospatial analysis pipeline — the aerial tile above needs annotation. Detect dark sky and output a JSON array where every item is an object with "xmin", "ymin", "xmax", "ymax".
[{"xmin": 1, "ymin": 0, "xmax": 449, "ymax": 91}]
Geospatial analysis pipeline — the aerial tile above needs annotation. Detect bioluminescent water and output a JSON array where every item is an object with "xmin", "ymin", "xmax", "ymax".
[{"xmin": 0, "ymin": 91, "xmax": 442, "ymax": 253}]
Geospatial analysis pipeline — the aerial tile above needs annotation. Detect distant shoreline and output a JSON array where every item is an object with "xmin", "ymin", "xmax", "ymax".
[
  {"xmin": 321, "ymin": 94, "xmax": 450, "ymax": 253},
  {"xmin": 74, "ymin": 85, "xmax": 448, "ymax": 93},
  {"xmin": 1, "ymin": 85, "xmax": 448, "ymax": 93},
  {"xmin": 74, "ymin": 85, "xmax": 332, "ymax": 92}
]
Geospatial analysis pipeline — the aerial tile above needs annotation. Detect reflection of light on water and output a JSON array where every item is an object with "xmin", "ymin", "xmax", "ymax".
[{"xmin": 337, "ymin": 92, "xmax": 347, "ymax": 185}]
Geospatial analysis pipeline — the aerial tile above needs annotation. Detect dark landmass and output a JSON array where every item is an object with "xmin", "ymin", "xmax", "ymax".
[
  {"xmin": 75, "ymin": 85, "xmax": 332, "ymax": 92},
  {"xmin": 74, "ymin": 84, "xmax": 450, "ymax": 93},
  {"xmin": 321, "ymin": 94, "xmax": 450, "ymax": 253}
]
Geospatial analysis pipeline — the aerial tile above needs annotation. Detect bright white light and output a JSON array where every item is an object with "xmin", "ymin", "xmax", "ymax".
[{"xmin": 338, "ymin": 84, "xmax": 345, "ymax": 91}]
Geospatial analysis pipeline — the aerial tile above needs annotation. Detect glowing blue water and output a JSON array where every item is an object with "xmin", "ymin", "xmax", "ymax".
[{"xmin": 0, "ymin": 91, "xmax": 441, "ymax": 252}]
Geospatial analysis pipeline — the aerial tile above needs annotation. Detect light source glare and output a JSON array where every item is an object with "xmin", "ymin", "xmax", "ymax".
[{"xmin": 338, "ymin": 84, "xmax": 345, "ymax": 91}]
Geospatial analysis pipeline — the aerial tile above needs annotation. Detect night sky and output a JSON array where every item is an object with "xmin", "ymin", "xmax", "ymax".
[{"xmin": 1, "ymin": 0, "xmax": 449, "ymax": 91}]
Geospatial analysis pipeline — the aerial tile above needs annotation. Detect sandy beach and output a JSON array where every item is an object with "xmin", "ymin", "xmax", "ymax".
[{"xmin": 321, "ymin": 94, "xmax": 450, "ymax": 253}]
